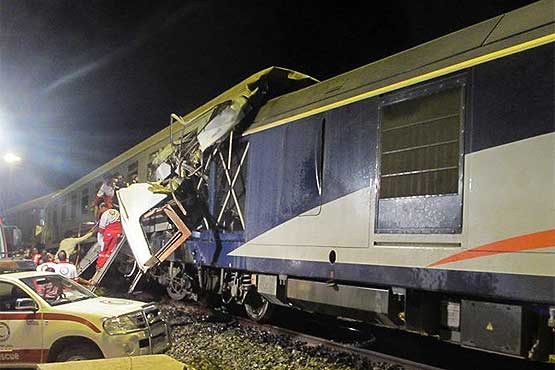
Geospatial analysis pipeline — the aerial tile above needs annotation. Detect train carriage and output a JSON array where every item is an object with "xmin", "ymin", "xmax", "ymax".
[
  {"xmin": 176, "ymin": 1, "xmax": 554, "ymax": 360},
  {"xmin": 6, "ymin": 0, "xmax": 555, "ymax": 361}
]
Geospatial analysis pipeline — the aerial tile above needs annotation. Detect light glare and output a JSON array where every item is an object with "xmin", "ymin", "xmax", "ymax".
[{"xmin": 3, "ymin": 152, "xmax": 22, "ymax": 164}]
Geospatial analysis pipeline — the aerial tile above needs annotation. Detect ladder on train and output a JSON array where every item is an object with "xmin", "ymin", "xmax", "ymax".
[
  {"xmin": 76, "ymin": 242, "xmax": 101, "ymax": 276},
  {"xmin": 88, "ymin": 235, "xmax": 127, "ymax": 292}
]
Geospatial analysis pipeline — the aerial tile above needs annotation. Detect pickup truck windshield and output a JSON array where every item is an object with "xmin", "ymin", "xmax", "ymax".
[{"xmin": 20, "ymin": 275, "xmax": 96, "ymax": 306}]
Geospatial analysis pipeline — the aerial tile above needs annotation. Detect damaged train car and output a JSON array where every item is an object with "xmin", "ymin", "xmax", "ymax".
[{"xmin": 6, "ymin": 0, "xmax": 555, "ymax": 362}]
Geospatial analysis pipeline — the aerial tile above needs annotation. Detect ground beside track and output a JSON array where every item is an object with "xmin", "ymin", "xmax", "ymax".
[{"xmin": 161, "ymin": 300, "xmax": 397, "ymax": 370}]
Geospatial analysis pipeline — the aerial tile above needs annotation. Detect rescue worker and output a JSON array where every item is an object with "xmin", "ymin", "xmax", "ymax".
[
  {"xmin": 36, "ymin": 260, "xmax": 56, "ymax": 272},
  {"xmin": 35, "ymin": 249, "xmax": 49, "ymax": 266},
  {"xmin": 56, "ymin": 250, "xmax": 92, "ymax": 285},
  {"xmin": 55, "ymin": 251, "xmax": 77, "ymax": 279},
  {"xmin": 31, "ymin": 247, "xmax": 41, "ymax": 266},
  {"xmin": 95, "ymin": 174, "xmax": 116, "ymax": 210},
  {"xmin": 56, "ymin": 226, "xmax": 96, "ymax": 264},
  {"xmin": 36, "ymin": 255, "xmax": 57, "ymax": 273},
  {"xmin": 96, "ymin": 202, "xmax": 122, "ymax": 270}
]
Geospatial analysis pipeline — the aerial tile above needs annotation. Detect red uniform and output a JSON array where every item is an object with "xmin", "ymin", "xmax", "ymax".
[
  {"xmin": 96, "ymin": 209, "xmax": 122, "ymax": 269},
  {"xmin": 95, "ymin": 181, "xmax": 115, "ymax": 209},
  {"xmin": 32, "ymin": 253, "xmax": 42, "ymax": 266}
]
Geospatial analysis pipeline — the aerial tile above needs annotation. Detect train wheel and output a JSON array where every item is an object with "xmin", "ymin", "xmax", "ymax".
[
  {"xmin": 166, "ymin": 274, "xmax": 191, "ymax": 301},
  {"xmin": 244, "ymin": 292, "xmax": 273, "ymax": 323}
]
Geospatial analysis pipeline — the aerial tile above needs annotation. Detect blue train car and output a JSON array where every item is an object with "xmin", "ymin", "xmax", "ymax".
[{"xmin": 157, "ymin": 1, "xmax": 553, "ymax": 361}]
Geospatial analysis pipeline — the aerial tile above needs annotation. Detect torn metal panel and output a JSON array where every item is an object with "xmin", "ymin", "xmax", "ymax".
[
  {"xmin": 172, "ymin": 66, "xmax": 317, "ymax": 140},
  {"xmin": 118, "ymin": 183, "xmax": 168, "ymax": 272},
  {"xmin": 150, "ymin": 67, "xmax": 317, "ymax": 176},
  {"xmin": 197, "ymin": 98, "xmax": 248, "ymax": 151}
]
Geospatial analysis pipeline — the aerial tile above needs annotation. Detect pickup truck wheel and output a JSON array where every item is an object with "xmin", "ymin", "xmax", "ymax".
[{"xmin": 55, "ymin": 344, "xmax": 103, "ymax": 362}]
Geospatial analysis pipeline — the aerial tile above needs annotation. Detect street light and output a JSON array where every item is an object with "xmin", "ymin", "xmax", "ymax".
[{"xmin": 3, "ymin": 152, "xmax": 22, "ymax": 164}]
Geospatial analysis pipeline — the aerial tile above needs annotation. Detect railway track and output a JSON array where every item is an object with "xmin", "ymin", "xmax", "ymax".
[
  {"xmin": 235, "ymin": 316, "xmax": 444, "ymax": 370},
  {"xmin": 159, "ymin": 298, "xmax": 553, "ymax": 370},
  {"xmin": 161, "ymin": 299, "xmax": 444, "ymax": 370}
]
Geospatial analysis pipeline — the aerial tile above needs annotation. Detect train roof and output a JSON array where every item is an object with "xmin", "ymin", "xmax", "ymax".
[
  {"xmin": 245, "ymin": 0, "xmax": 555, "ymax": 135},
  {"xmin": 4, "ymin": 191, "xmax": 59, "ymax": 214}
]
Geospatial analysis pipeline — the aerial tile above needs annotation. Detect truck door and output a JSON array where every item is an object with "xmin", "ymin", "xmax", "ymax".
[{"xmin": 0, "ymin": 281, "xmax": 43, "ymax": 364}]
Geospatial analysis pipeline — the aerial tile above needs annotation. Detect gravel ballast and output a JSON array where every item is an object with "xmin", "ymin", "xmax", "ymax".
[{"xmin": 162, "ymin": 301, "xmax": 403, "ymax": 370}]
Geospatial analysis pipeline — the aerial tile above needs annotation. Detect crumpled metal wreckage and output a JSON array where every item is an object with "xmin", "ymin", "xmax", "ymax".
[{"xmin": 104, "ymin": 67, "xmax": 317, "ymax": 290}]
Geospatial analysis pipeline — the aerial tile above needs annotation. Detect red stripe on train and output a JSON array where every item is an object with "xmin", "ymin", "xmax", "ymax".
[{"xmin": 428, "ymin": 229, "xmax": 555, "ymax": 267}]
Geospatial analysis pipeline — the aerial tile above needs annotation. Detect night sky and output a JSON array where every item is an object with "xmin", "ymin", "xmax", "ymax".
[{"xmin": 0, "ymin": 0, "xmax": 537, "ymax": 208}]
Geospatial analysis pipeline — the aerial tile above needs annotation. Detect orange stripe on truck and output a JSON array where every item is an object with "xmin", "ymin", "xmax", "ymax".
[
  {"xmin": 0, "ymin": 312, "xmax": 101, "ymax": 333},
  {"xmin": 428, "ymin": 229, "xmax": 555, "ymax": 267},
  {"xmin": 0, "ymin": 348, "xmax": 45, "ymax": 363},
  {"xmin": 43, "ymin": 313, "xmax": 101, "ymax": 333}
]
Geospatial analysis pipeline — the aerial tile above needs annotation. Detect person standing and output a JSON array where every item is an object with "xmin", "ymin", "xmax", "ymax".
[
  {"xmin": 96, "ymin": 203, "xmax": 122, "ymax": 270},
  {"xmin": 55, "ymin": 250, "xmax": 92, "ymax": 285},
  {"xmin": 31, "ymin": 247, "xmax": 41, "ymax": 266},
  {"xmin": 95, "ymin": 174, "xmax": 116, "ymax": 210},
  {"xmin": 54, "ymin": 250, "xmax": 77, "ymax": 280},
  {"xmin": 56, "ymin": 227, "xmax": 97, "ymax": 264}
]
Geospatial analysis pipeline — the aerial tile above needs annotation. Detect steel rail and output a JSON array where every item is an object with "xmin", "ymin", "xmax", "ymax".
[
  {"xmin": 235, "ymin": 316, "xmax": 445, "ymax": 370},
  {"xmin": 163, "ymin": 301, "xmax": 445, "ymax": 370}
]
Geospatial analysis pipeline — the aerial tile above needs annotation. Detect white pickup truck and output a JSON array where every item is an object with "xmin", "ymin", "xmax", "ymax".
[{"xmin": 0, "ymin": 271, "xmax": 170, "ymax": 367}]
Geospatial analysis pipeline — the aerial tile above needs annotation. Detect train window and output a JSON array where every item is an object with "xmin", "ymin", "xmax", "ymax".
[
  {"xmin": 379, "ymin": 87, "xmax": 461, "ymax": 198},
  {"xmin": 60, "ymin": 202, "xmax": 67, "ymax": 221},
  {"xmin": 127, "ymin": 161, "xmax": 138, "ymax": 184},
  {"xmin": 81, "ymin": 188, "xmax": 89, "ymax": 213},
  {"xmin": 377, "ymin": 78, "xmax": 465, "ymax": 234},
  {"xmin": 70, "ymin": 193, "xmax": 77, "ymax": 218},
  {"xmin": 147, "ymin": 151, "xmax": 158, "ymax": 181}
]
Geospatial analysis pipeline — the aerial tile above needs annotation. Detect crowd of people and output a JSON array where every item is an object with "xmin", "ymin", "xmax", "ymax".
[
  {"xmin": 19, "ymin": 172, "xmax": 126, "ymax": 286},
  {"xmin": 23, "ymin": 246, "xmax": 91, "ymax": 285}
]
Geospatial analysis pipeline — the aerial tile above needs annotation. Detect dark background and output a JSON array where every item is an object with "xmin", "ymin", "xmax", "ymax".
[{"xmin": 0, "ymin": 0, "xmax": 537, "ymax": 209}]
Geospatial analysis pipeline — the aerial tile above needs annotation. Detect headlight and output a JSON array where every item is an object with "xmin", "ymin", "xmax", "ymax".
[{"xmin": 103, "ymin": 311, "xmax": 146, "ymax": 335}]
